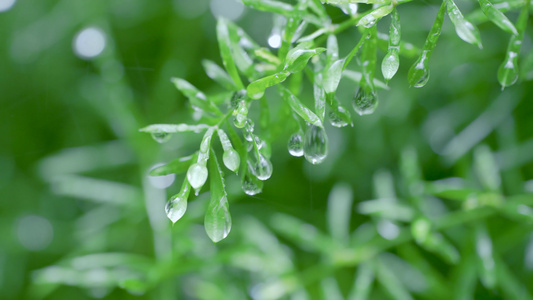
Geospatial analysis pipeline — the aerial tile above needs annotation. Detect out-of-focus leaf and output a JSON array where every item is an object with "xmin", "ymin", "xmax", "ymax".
[
  {"xmin": 202, "ymin": 60, "xmax": 238, "ymax": 90},
  {"xmin": 279, "ymin": 86, "xmax": 323, "ymax": 127},
  {"xmin": 170, "ymin": 78, "xmax": 222, "ymax": 115},
  {"xmin": 247, "ymin": 72, "xmax": 290, "ymax": 99},
  {"xmin": 447, "ymin": 0, "xmax": 483, "ymax": 48},
  {"xmin": 328, "ymin": 183, "xmax": 353, "ymax": 244},
  {"xmin": 216, "ymin": 19, "xmax": 245, "ymax": 89},
  {"xmin": 139, "ymin": 123, "xmax": 210, "ymax": 134},
  {"xmin": 150, "ymin": 153, "xmax": 198, "ymax": 176},
  {"xmin": 477, "ymin": 0, "xmax": 518, "ymax": 34}
]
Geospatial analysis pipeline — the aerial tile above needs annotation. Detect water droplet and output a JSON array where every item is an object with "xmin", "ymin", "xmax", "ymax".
[
  {"xmin": 242, "ymin": 170, "xmax": 263, "ymax": 195},
  {"xmin": 328, "ymin": 106, "xmax": 351, "ymax": 127},
  {"xmin": 382, "ymin": 52, "xmax": 399, "ymax": 81},
  {"xmin": 230, "ymin": 90, "xmax": 246, "ymax": 109},
  {"xmin": 233, "ymin": 101, "xmax": 248, "ymax": 128},
  {"xmin": 253, "ymin": 154, "xmax": 273, "ymax": 181},
  {"xmin": 303, "ymin": 125, "xmax": 328, "ymax": 164},
  {"xmin": 204, "ymin": 196, "xmax": 232, "ymax": 243},
  {"xmin": 359, "ymin": 15, "xmax": 376, "ymax": 28},
  {"xmin": 288, "ymin": 132, "xmax": 304, "ymax": 157},
  {"xmin": 352, "ymin": 88, "xmax": 378, "ymax": 116},
  {"xmin": 186, "ymin": 163, "xmax": 208, "ymax": 190},
  {"xmin": 165, "ymin": 194, "xmax": 187, "ymax": 223},
  {"xmin": 151, "ymin": 131, "xmax": 171, "ymax": 144},
  {"xmin": 412, "ymin": 68, "xmax": 430, "ymax": 88},
  {"xmin": 223, "ymin": 149, "xmax": 240, "ymax": 172}
]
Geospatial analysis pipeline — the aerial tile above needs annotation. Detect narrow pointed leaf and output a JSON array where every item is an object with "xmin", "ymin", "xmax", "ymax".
[
  {"xmin": 408, "ymin": 0, "xmax": 446, "ymax": 88},
  {"xmin": 171, "ymin": 78, "xmax": 222, "ymax": 115},
  {"xmin": 477, "ymin": 0, "xmax": 518, "ymax": 35},
  {"xmin": 382, "ymin": 8, "xmax": 400, "ymax": 81},
  {"xmin": 357, "ymin": 3, "xmax": 394, "ymax": 28},
  {"xmin": 242, "ymin": 0, "xmax": 300, "ymax": 17},
  {"xmin": 327, "ymin": 183, "xmax": 353, "ymax": 243},
  {"xmin": 150, "ymin": 153, "xmax": 198, "ymax": 176},
  {"xmin": 279, "ymin": 86, "xmax": 323, "ymax": 127},
  {"xmin": 202, "ymin": 60, "xmax": 238, "ymax": 90},
  {"xmin": 343, "ymin": 70, "xmax": 389, "ymax": 90},
  {"xmin": 247, "ymin": 72, "xmax": 290, "ymax": 100},
  {"xmin": 139, "ymin": 123, "xmax": 210, "ymax": 134},
  {"xmin": 447, "ymin": 0, "xmax": 483, "ymax": 48},
  {"xmin": 205, "ymin": 150, "xmax": 231, "ymax": 242},
  {"xmin": 216, "ymin": 19, "xmax": 244, "ymax": 89},
  {"xmin": 498, "ymin": 1, "xmax": 529, "ymax": 88},
  {"xmin": 284, "ymin": 44, "xmax": 326, "ymax": 73}
]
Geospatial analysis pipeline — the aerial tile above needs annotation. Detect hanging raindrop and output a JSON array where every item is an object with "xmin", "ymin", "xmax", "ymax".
[
  {"xmin": 353, "ymin": 88, "xmax": 378, "ymax": 116},
  {"xmin": 186, "ymin": 163, "xmax": 208, "ymax": 190},
  {"xmin": 204, "ymin": 196, "xmax": 232, "ymax": 243},
  {"xmin": 165, "ymin": 194, "xmax": 187, "ymax": 223},
  {"xmin": 288, "ymin": 132, "xmax": 304, "ymax": 157},
  {"xmin": 303, "ymin": 125, "xmax": 328, "ymax": 164},
  {"xmin": 328, "ymin": 105, "xmax": 352, "ymax": 127},
  {"xmin": 223, "ymin": 149, "xmax": 240, "ymax": 172},
  {"xmin": 253, "ymin": 154, "xmax": 273, "ymax": 181},
  {"xmin": 151, "ymin": 131, "xmax": 171, "ymax": 144}
]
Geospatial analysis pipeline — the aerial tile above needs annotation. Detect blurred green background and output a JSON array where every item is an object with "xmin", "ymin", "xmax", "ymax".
[{"xmin": 1, "ymin": 0, "xmax": 533, "ymax": 299}]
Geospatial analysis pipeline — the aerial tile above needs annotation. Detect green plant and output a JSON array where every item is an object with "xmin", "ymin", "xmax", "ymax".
[{"xmin": 140, "ymin": 0, "xmax": 532, "ymax": 242}]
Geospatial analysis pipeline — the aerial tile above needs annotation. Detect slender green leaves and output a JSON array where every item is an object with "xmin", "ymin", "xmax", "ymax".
[
  {"xmin": 498, "ymin": 0, "xmax": 529, "ymax": 88},
  {"xmin": 382, "ymin": 8, "xmax": 400, "ymax": 81},
  {"xmin": 284, "ymin": 44, "xmax": 326, "ymax": 73},
  {"xmin": 171, "ymin": 78, "xmax": 222, "ymax": 115},
  {"xmin": 477, "ymin": 0, "xmax": 518, "ymax": 35},
  {"xmin": 150, "ymin": 153, "xmax": 198, "ymax": 176},
  {"xmin": 247, "ymin": 72, "xmax": 290, "ymax": 99},
  {"xmin": 216, "ymin": 19, "xmax": 245, "ymax": 89},
  {"xmin": 279, "ymin": 86, "xmax": 323, "ymax": 127},
  {"xmin": 205, "ymin": 149, "xmax": 231, "ymax": 243},
  {"xmin": 202, "ymin": 60, "xmax": 238, "ymax": 90},
  {"xmin": 357, "ymin": 3, "xmax": 394, "ymax": 28},
  {"xmin": 408, "ymin": 0, "xmax": 446, "ymax": 88},
  {"xmin": 447, "ymin": 0, "xmax": 483, "ymax": 49}
]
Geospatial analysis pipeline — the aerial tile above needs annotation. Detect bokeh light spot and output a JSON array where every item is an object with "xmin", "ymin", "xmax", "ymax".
[{"xmin": 73, "ymin": 27, "xmax": 106, "ymax": 59}]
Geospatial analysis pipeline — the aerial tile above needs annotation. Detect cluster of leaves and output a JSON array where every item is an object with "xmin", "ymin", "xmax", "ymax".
[{"xmin": 140, "ymin": 0, "xmax": 532, "ymax": 242}]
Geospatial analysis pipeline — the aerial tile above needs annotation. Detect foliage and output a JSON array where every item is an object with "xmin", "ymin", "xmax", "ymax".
[{"xmin": 1, "ymin": 0, "xmax": 533, "ymax": 299}]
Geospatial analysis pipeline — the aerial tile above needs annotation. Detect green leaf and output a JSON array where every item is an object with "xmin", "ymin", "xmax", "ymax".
[
  {"xmin": 165, "ymin": 179, "xmax": 191, "ymax": 223},
  {"xmin": 216, "ymin": 18, "xmax": 244, "ymax": 89},
  {"xmin": 205, "ymin": 149, "xmax": 231, "ymax": 243},
  {"xmin": 217, "ymin": 129, "xmax": 240, "ymax": 173},
  {"xmin": 202, "ymin": 59, "xmax": 238, "ymax": 90},
  {"xmin": 187, "ymin": 128, "xmax": 215, "ymax": 190},
  {"xmin": 327, "ymin": 34, "xmax": 339, "ymax": 63},
  {"xmin": 139, "ymin": 123, "xmax": 210, "ymax": 134},
  {"xmin": 447, "ymin": 0, "xmax": 483, "ymax": 49},
  {"xmin": 327, "ymin": 183, "xmax": 353, "ymax": 244},
  {"xmin": 279, "ymin": 86, "xmax": 323, "ymax": 127},
  {"xmin": 374, "ymin": 256, "xmax": 414, "ymax": 300},
  {"xmin": 473, "ymin": 145, "xmax": 501, "ymax": 191},
  {"xmin": 242, "ymin": 0, "xmax": 300, "ymax": 17},
  {"xmin": 357, "ymin": 3, "xmax": 394, "ymax": 28},
  {"xmin": 149, "ymin": 153, "xmax": 198, "ymax": 176},
  {"xmin": 407, "ymin": 0, "xmax": 446, "ymax": 88},
  {"xmin": 170, "ymin": 78, "xmax": 222, "ymax": 115},
  {"xmin": 247, "ymin": 72, "xmax": 290, "ymax": 99},
  {"xmin": 347, "ymin": 262, "xmax": 374, "ymax": 300},
  {"xmin": 477, "ymin": 0, "xmax": 518, "ymax": 35},
  {"xmin": 254, "ymin": 47, "xmax": 281, "ymax": 66},
  {"xmin": 343, "ymin": 70, "xmax": 389, "ymax": 90},
  {"xmin": 382, "ymin": 8, "xmax": 400, "ymax": 81},
  {"xmin": 284, "ymin": 44, "xmax": 326, "ymax": 73},
  {"xmin": 324, "ymin": 0, "xmax": 389, "ymax": 4},
  {"xmin": 314, "ymin": 74, "xmax": 326, "ymax": 122},
  {"xmin": 279, "ymin": 15, "xmax": 304, "ymax": 60},
  {"xmin": 498, "ymin": 1, "xmax": 529, "ymax": 88},
  {"xmin": 411, "ymin": 218, "xmax": 460, "ymax": 264}
]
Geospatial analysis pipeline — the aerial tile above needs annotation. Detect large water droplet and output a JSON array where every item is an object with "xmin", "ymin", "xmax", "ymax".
[
  {"xmin": 352, "ymin": 88, "xmax": 378, "ymax": 116},
  {"xmin": 151, "ymin": 131, "xmax": 171, "ymax": 144},
  {"xmin": 231, "ymin": 89, "xmax": 246, "ymax": 109},
  {"xmin": 413, "ymin": 68, "xmax": 430, "ymax": 88},
  {"xmin": 223, "ymin": 149, "xmax": 240, "ymax": 172},
  {"xmin": 233, "ymin": 101, "xmax": 248, "ymax": 128},
  {"xmin": 165, "ymin": 194, "xmax": 187, "ymax": 223},
  {"xmin": 303, "ymin": 125, "xmax": 328, "ymax": 164},
  {"xmin": 328, "ymin": 105, "xmax": 351, "ymax": 127},
  {"xmin": 242, "ymin": 171, "xmax": 264, "ymax": 195},
  {"xmin": 253, "ymin": 154, "xmax": 273, "ymax": 181},
  {"xmin": 204, "ymin": 196, "xmax": 232, "ymax": 243},
  {"xmin": 187, "ymin": 163, "xmax": 208, "ymax": 190},
  {"xmin": 288, "ymin": 132, "xmax": 304, "ymax": 157}
]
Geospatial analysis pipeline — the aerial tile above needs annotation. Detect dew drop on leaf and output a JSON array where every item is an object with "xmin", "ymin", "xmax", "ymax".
[
  {"xmin": 186, "ymin": 163, "xmax": 208, "ymax": 190},
  {"xmin": 303, "ymin": 124, "xmax": 328, "ymax": 164},
  {"xmin": 151, "ymin": 132, "xmax": 171, "ymax": 144},
  {"xmin": 223, "ymin": 149, "xmax": 240, "ymax": 172},
  {"xmin": 204, "ymin": 196, "xmax": 232, "ymax": 243},
  {"xmin": 352, "ymin": 88, "xmax": 378, "ymax": 116},
  {"xmin": 288, "ymin": 132, "xmax": 304, "ymax": 157},
  {"xmin": 328, "ymin": 106, "xmax": 351, "ymax": 128},
  {"xmin": 165, "ymin": 194, "xmax": 187, "ymax": 224},
  {"xmin": 242, "ymin": 174, "xmax": 263, "ymax": 196},
  {"xmin": 253, "ymin": 154, "xmax": 273, "ymax": 181}
]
